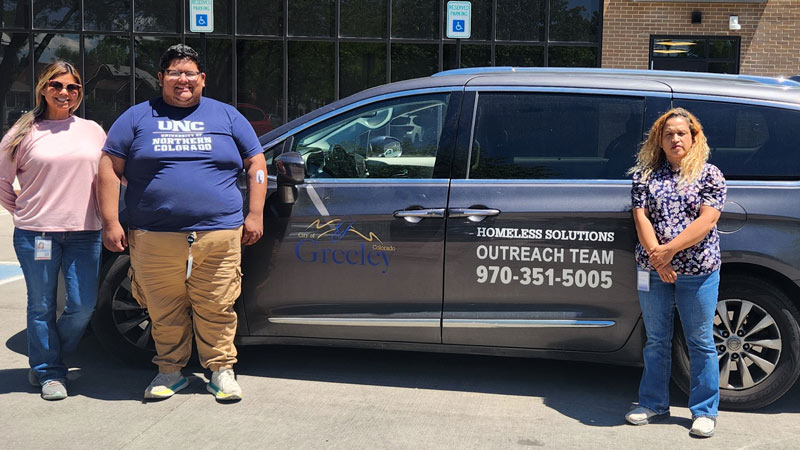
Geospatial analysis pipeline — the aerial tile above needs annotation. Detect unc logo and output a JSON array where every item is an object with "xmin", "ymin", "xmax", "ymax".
[{"xmin": 157, "ymin": 120, "xmax": 205, "ymax": 132}]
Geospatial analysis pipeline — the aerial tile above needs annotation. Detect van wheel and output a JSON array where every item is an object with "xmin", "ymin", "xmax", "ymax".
[
  {"xmin": 91, "ymin": 255, "xmax": 155, "ymax": 366},
  {"xmin": 673, "ymin": 275, "xmax": 800, "ymax": 410}
]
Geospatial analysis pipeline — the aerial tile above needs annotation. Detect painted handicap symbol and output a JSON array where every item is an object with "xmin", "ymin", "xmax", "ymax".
[
  {"xmin": 453, "ymin": 20, "xmax": 465, "ymax": 32},
  {"xmin": 196, "ymin": 14, "xmax": 207, "ymax": 26}
]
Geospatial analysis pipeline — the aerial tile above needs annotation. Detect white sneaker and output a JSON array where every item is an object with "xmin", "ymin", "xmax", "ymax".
[
  {"xmin": 207, "ymin": 368, "xmax": 242, "ymax": 401},
  {"xmin": 144, "ymin": 371, "xmax": 188, "ymax": 399},
  {"xmin": 625, "ymin": 406, "xmax": 669, "ymax": 425},
  {"xmin": 690, "ymin": 416, "xmax": 716, "ymax": 437}
]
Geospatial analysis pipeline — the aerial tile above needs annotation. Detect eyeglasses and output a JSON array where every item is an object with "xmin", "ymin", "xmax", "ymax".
[
  {"xmin": 47, "ymin": 80, "xmax": 81, "ymax": 93},
  {"xmin": 164, "ymin": 70, "xmax": 201, "ymax": 80}
]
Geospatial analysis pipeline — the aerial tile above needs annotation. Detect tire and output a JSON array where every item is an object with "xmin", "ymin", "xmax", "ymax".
[
  {"xmin": 673, "ymin": 274, "xmax": 800, "ymax": 410},
  {"xmin": 91, "ymin": 254, "xmax": 156, "ymax": 366}
]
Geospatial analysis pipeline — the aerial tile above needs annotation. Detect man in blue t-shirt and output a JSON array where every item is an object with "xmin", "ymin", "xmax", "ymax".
[{"xmin": 98, "ymin": 44, "xmax": 267, "ymax": 402}]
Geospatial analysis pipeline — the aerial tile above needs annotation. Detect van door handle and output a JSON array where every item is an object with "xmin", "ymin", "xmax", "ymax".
[
  {"xmin": 448, "ymin": 208, "xmax": 501, "ymax": 222},
  {"xmin": 393, "ymin": 208, "xmax": 446, "ymax": 223}
]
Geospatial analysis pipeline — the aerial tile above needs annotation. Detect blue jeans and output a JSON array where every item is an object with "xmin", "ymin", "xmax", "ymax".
[
  {"xmin": 13, "ymin": 228, "xmax": 102, "ymax": 384},
  {"xmin": 637, "ymin": 269, "xmax": 720, "ymax": 419}
]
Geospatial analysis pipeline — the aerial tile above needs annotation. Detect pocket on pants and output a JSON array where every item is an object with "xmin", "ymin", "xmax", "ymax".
[{"xmin": 127, "ymin": 266, "xmax": 147, "ymax": 308}]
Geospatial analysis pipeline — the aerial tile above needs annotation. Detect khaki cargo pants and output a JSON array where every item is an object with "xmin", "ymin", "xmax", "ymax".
[{"xmin": 128, "ymin": 227, "xmax": 242, "ymax": 373}]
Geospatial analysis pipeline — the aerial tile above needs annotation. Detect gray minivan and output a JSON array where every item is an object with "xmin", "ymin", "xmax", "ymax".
[{"xmin": 93, "ymin": 68, "xmax": 800, "ymax": 410}]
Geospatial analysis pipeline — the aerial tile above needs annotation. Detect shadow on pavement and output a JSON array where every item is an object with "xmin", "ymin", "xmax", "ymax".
[
  {"xmin": 5, "ymin": 329, "xmax": 800, "ymax": 420},
  {"xmin": 234, "ymin": 344, "xmax": 800, "ymax": 423}
]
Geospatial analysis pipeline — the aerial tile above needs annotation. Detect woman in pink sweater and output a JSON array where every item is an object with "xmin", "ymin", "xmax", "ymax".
[{"xmin": 0, "ymin": 61, "xmax": 106, "ymax": 400}]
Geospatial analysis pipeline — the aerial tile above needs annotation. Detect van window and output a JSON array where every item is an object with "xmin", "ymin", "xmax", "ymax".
[
  {"xmin": 675, "ymin": 99, "xmax": 800, "ymax": 180},
  {"xmin": 290, "ymin": 93, "xmax": 450, "ymax": 179},
  {"xmin": 469, "ymin": 93, "xmax": 645, "ymax": 180}
]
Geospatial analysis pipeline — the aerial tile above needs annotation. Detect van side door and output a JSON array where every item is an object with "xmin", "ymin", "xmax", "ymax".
[
  {"xmin": 442, "ymin": 88, "xmax": 668, "ymax": 351},
  {"xmin": 241, "ymin": 91, "xmax": 461, "ymax": 343}
]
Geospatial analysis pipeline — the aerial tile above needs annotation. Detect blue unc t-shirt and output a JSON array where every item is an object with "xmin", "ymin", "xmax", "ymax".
[{"xmin": 104, "ymin": 97, "xmax": 262, "ymax": 231}]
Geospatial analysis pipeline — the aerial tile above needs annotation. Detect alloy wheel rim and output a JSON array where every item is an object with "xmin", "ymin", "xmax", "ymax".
[
  {"xmin": 111, "ymin": 276, "xmax": 154, "ymax": 351},
  {"xmin": 715, "ymin": 299, "xmax": 782, "ymax": 390}
]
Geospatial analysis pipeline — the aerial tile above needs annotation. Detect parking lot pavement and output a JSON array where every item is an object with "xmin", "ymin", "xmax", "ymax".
[{"xmin": 2, "ymin": 213, "xmax": 800, "ymax": 449}]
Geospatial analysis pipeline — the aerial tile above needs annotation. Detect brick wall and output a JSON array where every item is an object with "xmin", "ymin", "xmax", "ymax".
[{"xmin": 602, "ymin": 0, "xmax": 800, "ymax": 76}]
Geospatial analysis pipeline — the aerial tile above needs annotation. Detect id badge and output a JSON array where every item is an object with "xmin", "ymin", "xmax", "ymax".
[
  {"xmin": 34, "ymin": 236, "xmax": 52, "ymax": 261},
  {"xmin": 637, "ymin": 269, "xmax": 650, "ymax": 292}
]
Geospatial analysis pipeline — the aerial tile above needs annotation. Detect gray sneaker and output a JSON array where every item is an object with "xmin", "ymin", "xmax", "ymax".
[
  {"xmin": 144, "ymin": 371, "xmax": 188, "ymax": 399},
  {"xmin": 690, "ymin": 416, "xmax": 716, "ymax": 437},
  {"xmin": 625, "ymin": 406, "xmax": 669, "ymax": 425},
  {"xmin": 207, "ymin": 368, "xmax": 242, "ymax": 401},
  {"xmin": 41, "ymin": 380, "xmax": 67, "ymax": 401},
  {"xmin": 28, "ymin": 369, "xmax": 39, "ymax": 386}
]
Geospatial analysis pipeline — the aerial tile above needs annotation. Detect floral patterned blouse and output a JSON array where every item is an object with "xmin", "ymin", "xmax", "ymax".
[{"xmin": 631, "ymin": 161, "xmax": 727, "ymax": 275}]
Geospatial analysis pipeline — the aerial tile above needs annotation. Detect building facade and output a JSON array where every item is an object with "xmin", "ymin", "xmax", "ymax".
[
  {"xmin": 0, "ymin": 0, "xmax": 795, "ymax": 135},
  {"xmin": 603, "ymin": 0, "xmax": 800, "ymax": 76}
]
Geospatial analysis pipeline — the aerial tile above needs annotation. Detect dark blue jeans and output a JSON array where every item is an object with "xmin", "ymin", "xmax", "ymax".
[
  {"xmin": 13, "ymin": 228, "xmax": 101, "ymax": 384},
  {"xmin": 637, "ymin": 269, "xmax": 720, "ymax": 419}
]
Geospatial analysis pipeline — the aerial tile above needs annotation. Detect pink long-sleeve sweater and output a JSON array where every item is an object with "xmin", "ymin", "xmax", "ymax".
[{"xmin": 0, "ymin": 116, "xmax": 106, "ymax": 231}]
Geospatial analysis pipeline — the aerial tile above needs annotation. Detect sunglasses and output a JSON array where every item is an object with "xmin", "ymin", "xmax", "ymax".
[{"xmin": 47, "ymin": 80, "xmax": 82, "ymax": 93}]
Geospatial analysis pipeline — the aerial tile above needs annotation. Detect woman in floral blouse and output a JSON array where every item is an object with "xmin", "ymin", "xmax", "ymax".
[{"xmin": 624, "ymin": 108, "xmax": 726, "ymax": 438}]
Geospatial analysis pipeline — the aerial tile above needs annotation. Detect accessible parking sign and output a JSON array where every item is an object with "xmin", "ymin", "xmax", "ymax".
[
  {"xmin": 190, "ymin": 0, "xmax": 214, "ymax": 33},
  {"xmin": 446, "ymin": 1, "xmax": 471, "ymax": 39}
]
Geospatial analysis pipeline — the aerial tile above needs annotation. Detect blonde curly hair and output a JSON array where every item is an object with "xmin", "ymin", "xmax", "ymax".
[{"xmin": 628, "ymin": 107, "xmax": 709, "ymax": 186}]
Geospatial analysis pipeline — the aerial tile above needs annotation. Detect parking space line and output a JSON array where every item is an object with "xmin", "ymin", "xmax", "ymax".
[{"xmin": 0, "ymin": 261, "xmax": 23, "ymax": 285}]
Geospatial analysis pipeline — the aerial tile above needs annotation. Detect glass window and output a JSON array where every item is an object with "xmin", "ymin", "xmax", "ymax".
[
  {"xmin": 237, "ymin": 0, "xmax": 283, "ymax": 36},
  {"xmin": 186, "ymin": 37, "xmax": 232, "ymax": 104},
  {"xmin": 549, "ymin": 0, "xmax": 600, "ymax": 42},
  {"xmin": 289, "ymin": 0, "xmax": 335, "ymax": 37},
  {"xmin": 496, "ymin": 0, "xmax": 544, "ymax": 42},
  {"xmin": 548, "ymin": 46, "xmax": 598, "ymax": 67},
  {"xmin": 709, "ymin": 39, "xmax": 737, "ymax": 59},
  {"xmin": 290, "ymin": 93, "xmax": 451, "ymax": 179},
  {"xmin": 469, "ymin": 93, "xmax": 645, "ymax": 180},
  {"xmin": 34, "ymin": 0, "xmax": 79, "ymax": 30},
  {"xmin": 134, "ymin": 36, "xmax": 180, "ymax": 102},
  {"xmin": 34, "ymin": 33, "xmax": 79, "ymax": 66},
  {"xmin": 340, "ymin": 43, "xmax": 386, "ymax": 98},
  {"xmin": 288, "ymin": 41, "xmax": 334, "ymax": 121},
  {"xmin": 443, "ymin": 44, "xmax": 492, "ymax": 71},
  {"xmin": 0, "ymin": 32, "xmax": 31, "ymax": 133},
  {"xmin": 3, "ymin": 1, "xmax": 29, "ymax": 28},
  {"xmin": 707, "ymin": 62, "xmax": 736, "ymax": 74},
  {"xmin": 185, "ymin": 0, "xmax": 231, "ymax": 35},
  {"xmin": 85, "ymin": 0, "xmax": 131, "ymax": 31},
  {"xmin": 237, "ymin": 39, "xmax": 283, "ymax": 131},
  {"xmin": 391, "ymin": 44, "xmax": 438, "ymax": 82},
  {"xmin": 676, "ymin": 100, "xmax": 800, "ymax": 180},
  {"xmin": 652, "ymin": 38, "xmax": 705, "ymax": 58},
  {"xmin": 340, "ymin": 0, "xmax": 387, "ymax": 38},
  {"xmin": 495, "ymin": 45, "xmax": 543, "ymax": 67},
  {"xmin": 443, "ymin": 44, "xmax": 457, "ymax": 71},
  {"xmin": 84, "ymin": 35, "xmax": 131, "ymax": 129},
  {"xmin": 134, "ymin": 0, "xmax": 179, "ymax": 33},
  {"xmin": 464, "ymin": 0, "xmax": 492, "ymax": 41},
  {"xmin": 391, "ymin": 0, "xmax": 438, "ymax": 39}
]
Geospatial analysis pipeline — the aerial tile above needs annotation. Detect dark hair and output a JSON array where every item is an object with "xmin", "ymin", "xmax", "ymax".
[{"xmin": 158, "ymin": 44, "xmax": 204, "ymax": 73}]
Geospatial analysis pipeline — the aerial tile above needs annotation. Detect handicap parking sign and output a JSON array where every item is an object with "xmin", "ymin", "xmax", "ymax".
[
  {"xmin": 446, "ymin": 2, "xmax": 471, "ymax": 39},
  {"xmin": 189, "ymin": 0, "xmax": 214, "ymax": 32}
]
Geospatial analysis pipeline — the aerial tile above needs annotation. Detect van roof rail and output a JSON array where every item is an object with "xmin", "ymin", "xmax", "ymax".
[{"xmin": 432, "ymin": 67, "xmax": 800, "ymax": 87}]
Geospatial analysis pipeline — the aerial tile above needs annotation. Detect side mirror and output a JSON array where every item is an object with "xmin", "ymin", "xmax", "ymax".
[{"xmin": 275, "ymin": 151, "xmax": 305, "ymax": 204}]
